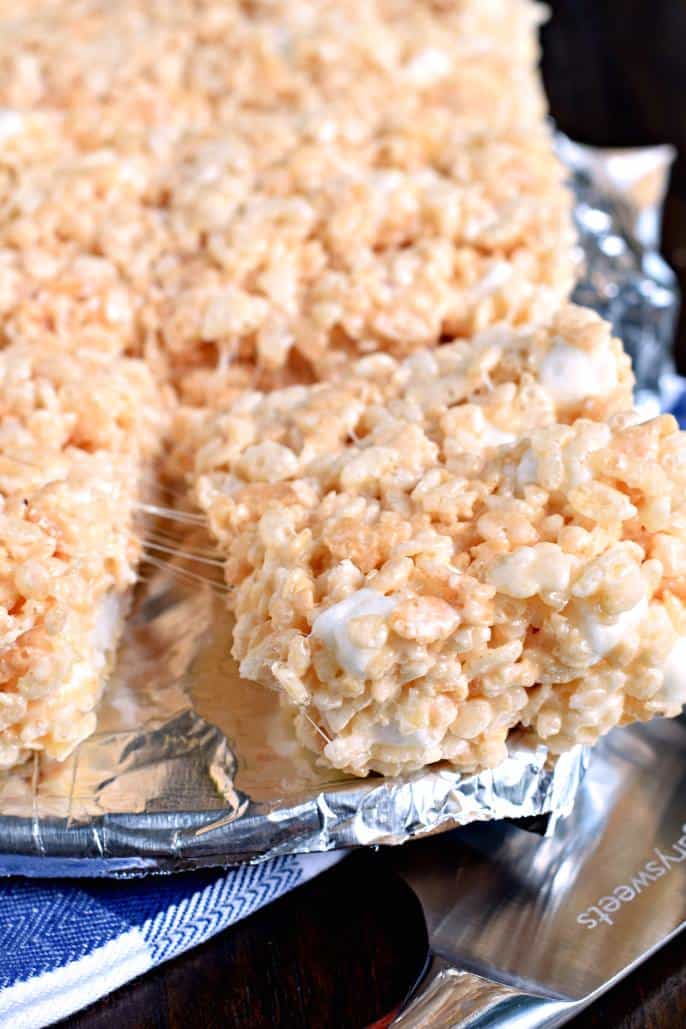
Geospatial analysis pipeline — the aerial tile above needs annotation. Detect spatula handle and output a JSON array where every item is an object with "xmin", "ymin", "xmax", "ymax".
[{"xmin": 387, "ymin": 954, "xmax": 578, "ymax": 1028}]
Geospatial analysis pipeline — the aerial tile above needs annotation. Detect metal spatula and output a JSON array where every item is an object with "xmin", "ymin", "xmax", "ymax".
[{"xmin": 384, "ymin": 715, "xmax": 686, "ymax": 1028}]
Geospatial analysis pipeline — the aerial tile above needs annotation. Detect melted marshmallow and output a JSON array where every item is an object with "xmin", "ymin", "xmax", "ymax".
[
  {"xmin": 311, "ymin": 589, "xmax": 397, "ymax": 678},
  {"xmin": 92, "ymin": 593, "xmax": 124, "ymax": 659},
  {"xmin": 489, "ymin": 544, "xmax": 575, "ymax": 598},
  {"xmin": 539, "ymin": 340, "xmax": 618, "ymax": 407},
  {"xmin": 581, "ymin": 595, "xmax": 648, "ymax": 662},
  {"xmin": 404, "ymin": 48, "xmax": 452, "ymax": 85},
  {"xmin": 371, "ymin": 719, "xmax": 435, "ymax": 749},
  {"xmin": 0, "ymin": 109, "xmax": 24, "ymax": 142},
  {"xmin": 658, "ymin": 637, "xmax": 686, "ymax": 707}
]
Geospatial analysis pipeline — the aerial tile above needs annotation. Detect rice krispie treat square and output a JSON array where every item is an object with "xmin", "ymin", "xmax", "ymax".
[
  {"xmin": 0, "ymin": 342, "xmax": 164, "ymax": 769},
  {"xmin": 0, "ymin": 0, "xmax": 575, "ymax": 403},
  {"xmin": 184, "ymin": 306, "xmax": 686, "ymax": 777}
]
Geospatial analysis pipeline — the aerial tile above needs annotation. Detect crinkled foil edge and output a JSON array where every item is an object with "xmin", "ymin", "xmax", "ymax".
[{"xmin": 0, "ymin": 741, "xmax": 587, "ymax": 878}]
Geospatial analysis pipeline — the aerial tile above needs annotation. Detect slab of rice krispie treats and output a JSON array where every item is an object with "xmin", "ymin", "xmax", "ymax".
[
  {"xmin": 0, "ymin": 0, "xmax": 575, "ymax": 403},
  {"xmin": 182, "ymin": 306, "xmax": 686, "ymax": 778},
  {"xmin": 0, "ymin": 342, "xmax": 163, "ymax": 769}
]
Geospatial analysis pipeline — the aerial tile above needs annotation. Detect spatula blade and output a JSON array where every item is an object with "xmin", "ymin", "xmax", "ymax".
[{"xmin": 388, "ymin": 716, "xmax": 686, "ymax": 1026}]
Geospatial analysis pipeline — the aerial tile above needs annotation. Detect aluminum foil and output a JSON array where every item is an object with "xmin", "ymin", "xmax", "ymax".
[
  {"xmin": 0, "ymin": 140, "xmax": 678, "ymax": 877},
  {"xmin": 558, "ymin": 135, "xmax": 680, "ymax": 412}
]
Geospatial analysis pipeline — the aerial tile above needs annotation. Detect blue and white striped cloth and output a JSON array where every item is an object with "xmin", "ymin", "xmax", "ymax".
[{"xmin": 0, "ymin": 853, "xmax": 340, "ymax": 1028}]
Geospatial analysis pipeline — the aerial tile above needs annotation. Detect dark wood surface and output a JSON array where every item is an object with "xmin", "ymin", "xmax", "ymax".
[{"xmin": 61, "ymin": 4, "xmax": 686, "ymax": 1027}]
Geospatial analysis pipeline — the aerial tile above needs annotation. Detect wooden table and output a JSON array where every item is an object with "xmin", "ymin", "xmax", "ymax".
[{"xmin": 61, "ymin": 3, "xmax": 686, "ymax": 1026}]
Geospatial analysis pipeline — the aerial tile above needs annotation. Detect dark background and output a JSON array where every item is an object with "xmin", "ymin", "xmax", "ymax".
[
  {"xmin": 61, "ymin": 4, "xmax": 686, "ymax": 1027},
  {"xmin": 542, "ymin": 0, "xmax": 686, "ymax": 372}
]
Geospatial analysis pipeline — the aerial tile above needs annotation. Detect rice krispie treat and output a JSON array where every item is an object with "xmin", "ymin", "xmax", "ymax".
[
  {"xmin": 0, "ymin": 342, "xmax": 163, "ymax": 769},
  {"xmin": 168, "ymin": 304, "xmax": 633, "ymax": 484},
  {"xmin": 0, "ymin": 0, "xmax": 575, "ymax": 401},
  {"xmin": 184, "ymin": 308, "xmax": 686, "ymax": 778}
]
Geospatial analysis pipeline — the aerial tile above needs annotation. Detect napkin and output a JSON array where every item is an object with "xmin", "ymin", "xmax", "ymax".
[{"xmin": 0, "ymin": 852, "xmax": 341, "ymax": 1028}]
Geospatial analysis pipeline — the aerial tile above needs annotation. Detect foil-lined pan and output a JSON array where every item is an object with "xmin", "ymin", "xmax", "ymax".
[{"xmin": 0, "ymin": 138, "xmax": 678, "ymax": 877}]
